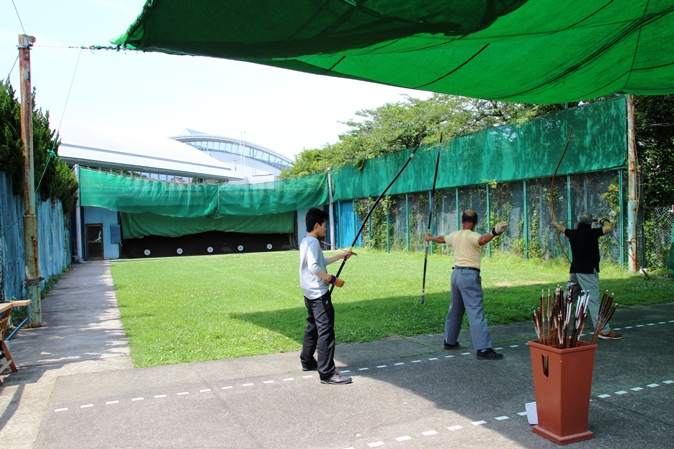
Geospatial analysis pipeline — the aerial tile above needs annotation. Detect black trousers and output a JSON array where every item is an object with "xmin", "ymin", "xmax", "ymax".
[{"xmin": 300, "ymin": 292, "xmax": 336, "ymax": 380}]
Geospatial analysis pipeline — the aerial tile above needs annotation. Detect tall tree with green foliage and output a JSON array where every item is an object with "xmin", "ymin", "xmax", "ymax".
[
  {"xmin": 0, "ymin": 81, "xmax": 78, "ymax": 212},
  {"xmin": 634, "ymin": 94, "xmax": 674, "ymax": 207},
  {"xmin": 282, "ymin": 94, "xmax": 569, "ymax": 178}
]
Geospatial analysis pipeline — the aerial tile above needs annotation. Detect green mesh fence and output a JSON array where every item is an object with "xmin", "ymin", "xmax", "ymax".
[
  {"xmin": 333, "ymin": 97, "xmax": 626, "ymax": 201},
  {"xmin": 80, "ymin": 170, "xmax": 328, "ymax": 236},
  {"xmin": 112, "ymin": 1, "xmax": 674, "ymax": 104}
]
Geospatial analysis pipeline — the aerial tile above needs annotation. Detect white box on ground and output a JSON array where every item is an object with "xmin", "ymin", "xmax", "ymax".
[{"xmin": 525, "ymin": 402, "xmax": 538, "ymax": 425}]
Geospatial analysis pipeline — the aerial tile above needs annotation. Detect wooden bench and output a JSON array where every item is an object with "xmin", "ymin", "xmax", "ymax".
[{"xmin": 0, "ymin": 300, "xmax": 31, "ymax": 385}]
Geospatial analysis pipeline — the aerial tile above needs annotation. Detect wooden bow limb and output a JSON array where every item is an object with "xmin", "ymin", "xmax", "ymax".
[
  {"xmin": 551, "ymin": 127, "xmax": 574, "ymax": 264},
  {"xmin": 330, "ymin": 141, "xmax": 424, "ymax": 293}
]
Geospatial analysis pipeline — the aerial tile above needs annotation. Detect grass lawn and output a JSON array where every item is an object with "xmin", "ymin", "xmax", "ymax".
[{"xmin": 111, "ymin": 250, "xmax": 673, "ymax": 368}]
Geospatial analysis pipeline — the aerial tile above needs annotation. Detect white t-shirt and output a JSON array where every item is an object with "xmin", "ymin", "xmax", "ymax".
[{"xmin": 299, "ymin": 236, "xmax": 328, "ymax": 299}]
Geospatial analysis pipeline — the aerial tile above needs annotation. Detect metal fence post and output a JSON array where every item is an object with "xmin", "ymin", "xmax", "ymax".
[
  {"xmin": 406, "ymin": 193, "xmax": 410, "ymax": 252},
  {"xmin": 523, "ymin": 180, "xmax": 529, "ymax": 260},
  {"xmin": 455, "ymin": 188, "xmax": 460, "ymax": 230},
  {"xmin": 567, "ymin": 174, "xmax": 572, "ymax": 260},
  {"xmin": 486, "ymin": 183, "xmax": 491, "ymax": 257},
  {"xmin": 386, "ymin": 208, "xmax": 390, "ymax": 253}
]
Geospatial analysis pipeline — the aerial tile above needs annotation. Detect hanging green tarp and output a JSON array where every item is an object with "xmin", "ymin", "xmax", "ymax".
[
  {"xmin": 333, "ymin": 97, "xmax": 626, "ymax": 200},
  {"xmin": 120, "ymin": 211, "xmax": 294, "ymax": 239},
  {"xmin": 79, "ymin": 169, "xmax": 328, "ymax": 218},
  {"xmin": 112, "ymin": 1, "xmax": 674, "ymax": 104}
]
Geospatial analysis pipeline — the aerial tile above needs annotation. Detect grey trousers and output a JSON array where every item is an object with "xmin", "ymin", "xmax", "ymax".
[
  {"xmin": 445, "ymin": 268, "xmax": 492, "ymax": 351},
  {"xmin": 564, "ymin": 271, "xmax": 610, "ymax": 333}
]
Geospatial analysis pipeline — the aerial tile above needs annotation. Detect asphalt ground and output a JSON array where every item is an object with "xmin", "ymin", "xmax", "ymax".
[{"xmin": 1, "ymin": 261, "xmax": 673, "ymax": 448}]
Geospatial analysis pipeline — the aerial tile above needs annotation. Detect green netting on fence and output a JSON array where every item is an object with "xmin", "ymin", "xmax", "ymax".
[
  {"xmin": 120, "ymin": 211, "xmax": 294, "ymax": 239},
  {"xmin": 112, "ymin": 1, "xmax": 674, "ymax": 104},
  {"xmin": 333, "ymin": 97, "xmax": 626, "ymax": 201},
  {"xmin": 80, "ymin": 169, "xmax": 328, "ymax": 224}
]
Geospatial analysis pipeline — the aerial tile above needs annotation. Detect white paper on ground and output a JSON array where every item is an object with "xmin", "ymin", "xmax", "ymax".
[{"xmin": 525, "ymin": 402, "xmax": 538, "ymax": 425}]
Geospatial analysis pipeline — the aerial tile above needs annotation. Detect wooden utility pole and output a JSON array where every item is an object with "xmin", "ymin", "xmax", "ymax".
[
  {"xmin": 19, "ymin": 34, "xmax": 42, "ymax": 326},
  {"xmin": 626, "ymin": 94, "xmax": 638, "ymax": 273}
]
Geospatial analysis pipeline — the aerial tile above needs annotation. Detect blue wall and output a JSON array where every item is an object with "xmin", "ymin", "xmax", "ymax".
[{"xmin": 83, "ymin": 207, "xmax": 120, "ymax": 260}]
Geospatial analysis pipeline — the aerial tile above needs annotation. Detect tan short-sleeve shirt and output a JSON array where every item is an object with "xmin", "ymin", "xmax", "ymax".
[{"xmin": 444, "ymin": 230, "xmax": 482, "ymax": 269}]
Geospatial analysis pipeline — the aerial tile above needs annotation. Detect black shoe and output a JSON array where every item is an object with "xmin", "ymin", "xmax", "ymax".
[
  {"xmin": 476, "ymin": 348, "xmax": 503, "ymax": 360},
  {"xmin": 302, "ymin": 358, "xmax": 318, "ymax": 371},
  {"xmin": 444, "ymin": 340, "xmax": 460, "ymax": 350},
  {"xmin": 320, "ymin": 371, "xmax": 352, "ymax": 385}
]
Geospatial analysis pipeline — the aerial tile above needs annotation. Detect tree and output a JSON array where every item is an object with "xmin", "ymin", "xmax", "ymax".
[
  {"xmin": 0, "ymin": 81, "xmax": 78, "ymax": 212},
  {"xmin": 281, "ymin": 94, "xmax": 569, "ymax": 178},
  {"xmin": 634, "ymin": 95, "xmax": 674, "ymax": 207}
]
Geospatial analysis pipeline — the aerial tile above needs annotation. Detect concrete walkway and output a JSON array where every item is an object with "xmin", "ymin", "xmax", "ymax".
[
  {"xmin": 1, "ymin": 261, "xmax": 673, "ymax": 448},
  {"xmin": 0, "ymin": 261, "xmax": 132, "ymax": 448}
]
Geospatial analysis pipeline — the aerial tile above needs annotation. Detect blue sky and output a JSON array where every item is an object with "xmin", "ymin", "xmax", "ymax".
[{"xmin": 0, "ymin": 0, "xmax": 430, "ymax": 159}]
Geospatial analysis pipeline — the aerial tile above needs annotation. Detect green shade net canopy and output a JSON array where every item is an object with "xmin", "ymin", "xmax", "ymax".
[{"xmin": 112, "ymin": 0, "xmax": 674, "ymax": 104}]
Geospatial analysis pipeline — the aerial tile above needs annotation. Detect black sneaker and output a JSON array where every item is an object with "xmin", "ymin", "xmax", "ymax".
[
  {"xmin": 476, "ymin": 348, "xmax": 503, "ymax": 360},
  {"xmin": 320, "ymin": 371, "xmax": 352, "ymax": 385},
  {"xmin": 444, "ymin": 340, "xmax": 460, "ymax": 350}
]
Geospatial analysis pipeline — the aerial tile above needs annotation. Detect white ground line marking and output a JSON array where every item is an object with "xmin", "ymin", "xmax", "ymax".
[
  {"xmin": 302, "ymin": 375, "xmax": 313, "ymax": 378},
  {"xmin": 394, "ymin": 362, "xmax": 404, "ymax": 365},
  {"xmin": 495, "ymin": 416, "xmax": 510, "ymax": 421},
  {"xmin": 445, "ymin": 355, "xmax": 454, "ymax": 358},
  {"xmin": 377, "ymin": 365, "xmax": 387, "ymax": 368},
  {"xmin": 494, "ymin": 347, "xmax": 503, "ymax": 350},
  {"xmin": 359, "ymin": 367, "xmax": 369, "ymax": 371},
  {"xmin": 448, "ymin": 425, "xmax": 463, "ymax": 431},
  {"xmin": 155, "ymin": 394, "xmax": 167, "ymax": 398},
  {"xmin": 614, "ymin": 328, "xmax": 621, "ymax": 330},
  {"xmin": 80, "ymin": 404, "xmax": 93, "ymax": 408},
  {"xmin": 636, "ymin": 325, "xmax": 644, "ymax": 327},
  {"xmin": 658, "ymin": 322, "xmax": 665, "ymax": 324},
  {"xmin": 422, "ymin": 430, "xmax": 438, "ymax": 436},
  {"xmin": 341, "ymin": 370, "xmax": 351, "ymax": 373},
  {"xmin": 615, "ymin": 391, "xmax": 628, "ymax": 395},
  {"xmin": 461, "ymin": 352, "xmax": 471, "ymax": 356},
  {"xmin": 647, "ymin": 383, "xmax": 660, "ymax": 388},
  {"xmin": 669, "ymin": 320, "xmax": 674, "ymax": 323},
  {"xmin": 106, "ymin": 400, "xmax": 119, "ymax": 405},
  {"xmin": 663, "ymin": 380, "xmax": 674, "ymax": 384},
  {"xmin": 412, "ymin": 360, "xmax": 421, "ymax": 363},
  {"xmin": 132, "ymin": 397, "xmax": 144, "ymax": 401},
  {"xmin": 263, "ymin": 381, "xmax": 274, "ymax": 384},
  {"xmin": 200, "ymin": 389, "xmax": 212, "ymax": 392},
  {"xmin": 283, "ymin": 378, "xmax": 294, "ymax": 381},
  {"xmin": 471, "ymin": 420, "xmax": 486, "ymax": 426},
  {"xmin": 630, "ymin": 387, "xmax": 644, "ymax": 391},
  {"xmin": 55, "ymin": 408, "xmax": 68, "ymax": 412},
  {"xmin": 396, "ymin": 436, "xmax": 412, "ymax": 442},
  {"xmin": 625, "ymin": 326, "xmax": 633, "ymax": 329},
  {"xmin": 517, "ymin": 412, "xmax": 527, "ymax": 416},
  {"xmin": 222, "ymin": 386, "xmax": 233, "ymax": 390},
  {"xmin": 242, "ymin": 383, "xmax": 254, "ymax": 387},
  {"xmin": 510, "ymin": 345, "xmax": 518, "ymax": 348},
  {"xmin": 367, "ymin": 441, "xmax": 385, "ymax": 448},
  {"xmin": 428, "ymin": 334, "xmax": 434, "ymax": 337},
  {"xmin": 177, "ymin": 392, "xmax": 189, "ymax": 395},
  {"xmin": 598, "ymin": 394, "xmax": 611, "ymax": 398},
  {"xmin": 648, "ymin": 323, "xmax": 655, "ymax": 326},
  {"xmin": 429, "ymin": 357, "xmax": 438, "ymax": 361}
]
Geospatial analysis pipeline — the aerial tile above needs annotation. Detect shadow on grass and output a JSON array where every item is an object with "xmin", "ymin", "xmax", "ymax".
[{"xmin": 230, "ymin": 284, "xmax": 552, "ymax": 348}]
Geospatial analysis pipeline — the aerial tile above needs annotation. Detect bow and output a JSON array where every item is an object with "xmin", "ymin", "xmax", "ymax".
[
  {"xmin": 551, "ymin": 127, "xmax": 573, "ymax": 264},
  {"xmin": 421, "ymin": 141, "xmax": 442, "ymax": 304},
  {"xmin": 330, "ymin": 141, "xmax": 423, "ymax": 293}
]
